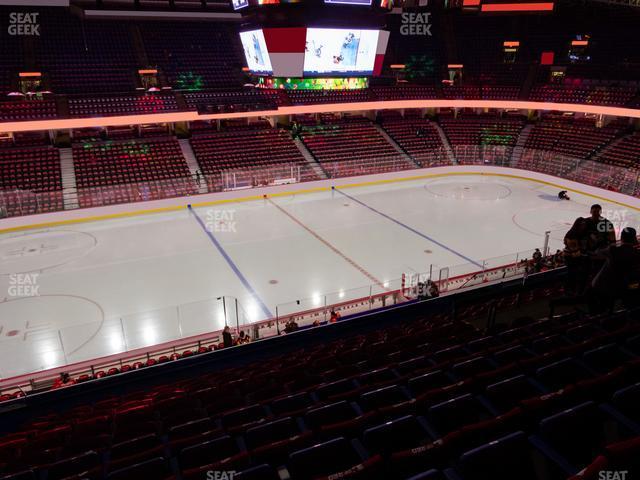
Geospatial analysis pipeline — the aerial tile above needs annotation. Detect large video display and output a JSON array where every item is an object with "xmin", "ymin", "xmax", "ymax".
[
  {"xmin": 304, "ymin": 29, "xmax": 379, "ymax": 75},
  {"xmin": 239, "ymin": 30, "xmax": 273, "ymax": 74}
]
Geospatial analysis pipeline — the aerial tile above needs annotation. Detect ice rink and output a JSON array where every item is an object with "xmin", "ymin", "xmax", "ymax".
[{"xmin": 1, "ymin": 174, "xmax": 639, "ymax": 379}]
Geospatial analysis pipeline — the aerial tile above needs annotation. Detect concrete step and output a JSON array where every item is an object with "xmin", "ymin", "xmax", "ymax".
[
  {"xmin": 293, "ymin": 137, "xmax": 328, "ymax": 180},
  {"xmin": 179, "ymin": 139, "xmax": 208, "ymax": 194},
  {"xmin": 59, "ymin": 148, "xmax": 79, "ymax": 210},
  {"xmin": 432, "ymin": 123, "xmax": 457, "ymax": 165}
]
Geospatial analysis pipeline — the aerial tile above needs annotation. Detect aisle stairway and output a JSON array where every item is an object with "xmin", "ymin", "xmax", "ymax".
[
  {"xmin": 433, "ymin": 122, "xmax": 457, "ymax": 165},
  {"xmin": 293, "ymin": 137, "xmax": 328, "ymax": 179},
  {"xmin": 373, "ymin": 123, "xmax": 420, "ymax": 168},
  {"xmin": 510, "ymin": 124, "xmax": 534, "ymax": 166},
  {"xmin": 179, "ymin": 139, "xmax": 208, "ymax": 194},
  {"xmin": 59, "ymin": 148, "xmax": 79, "ymax": 210}
]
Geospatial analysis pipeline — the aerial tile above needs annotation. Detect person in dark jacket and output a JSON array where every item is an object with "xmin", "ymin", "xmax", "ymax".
[
  {"xmin": 222, "ymin": 326, "xmax": 233, "ymax": 348},
  {"xmin": 591, "ymin": 227, "xmax": 640, "ymax": 310},
  {"xmin": 564, "ymin": 217, "xmax": 590, "ymax": 295},
  {"xmin": 585, "ymin": 204, "xmax": 616, "ymax": 252}
]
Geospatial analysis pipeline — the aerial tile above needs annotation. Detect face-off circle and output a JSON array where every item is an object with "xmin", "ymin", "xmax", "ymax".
[
  {"xmin": 424, "ymin": 181, "xmax": 512, "ymax": 201},
  {"xmin": 0, "ymin": 294, "xmax": 104, "ymax": 345},
  {"xmin": 0, "ymin": 230, "xmax": 97, "ymax": 275}
]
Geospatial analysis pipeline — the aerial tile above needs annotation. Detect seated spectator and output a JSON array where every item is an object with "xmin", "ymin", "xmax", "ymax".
[
  {"xmin": 284, "ymin": 319, "xmax": 299, "ymax": 333},
  {"xmin": 427, "ymin": 280, "xmax": 440, "ymax": 298},
  {"xmin": 533, "ymin": 248, "xmax": 543, "ymax": 272},
  {"xmin": 52, "ymin": 372, "xmax": 76, "ymax": 389},
  {"xmin": 236, "ymin": 331, "xmax": 251, "ymax": 345}
]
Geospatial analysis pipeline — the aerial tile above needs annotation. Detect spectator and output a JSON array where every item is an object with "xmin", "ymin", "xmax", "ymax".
[
  {"xmin": 585, "ymin": 204, "xmax": 616, "ymax": 251},
  {"xmin": 52, "ymin": 372, "xmax": 76, "ymax": 389},
  {"xmin": 427, "ymin": 281, "xmax": 440, "ymax": 298},
  {"xmin": 329, "ymin": 309, "xmax": 341, "ymax": 323},
  {"xmin": 284, "ymin": 319, "xmax": 299, "ymax": 333},
  {"xmin": 222, "ymin": 326, "xmax": 233, "ymax": 348},
  {"xmin": 553, "ymin": 249, "xmax": 564, "ymax": 267},
  {"xmin": 591, "ymin": 227, "xmax": 640, "ymax": 310},
  {"xmin": 564, "ymin": 217, "xmax": 590, "ymax": 295},
  {"xmin": 525, "ymin": 259, "xmax": 536, "ymax": 275},
  {"xmin": 532, "ymin": 248, "xmax": 543, "ymax": 272},
  {"xmin": 236, "ymin": 331, "xmax": 251, "ymax": 345}
]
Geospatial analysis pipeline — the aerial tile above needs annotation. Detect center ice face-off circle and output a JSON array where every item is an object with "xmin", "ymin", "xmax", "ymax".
[{"xmin": 424, "ymin": 181, "xmax": 512, "ymax": 201}]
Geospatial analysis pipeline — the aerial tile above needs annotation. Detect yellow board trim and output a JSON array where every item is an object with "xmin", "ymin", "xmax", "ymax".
[{"xmin": 1, "ymin": 170, "xmax": 638, "ymax": 234}]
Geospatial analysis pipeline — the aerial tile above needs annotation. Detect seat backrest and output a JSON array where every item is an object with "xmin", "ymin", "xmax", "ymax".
[
  {"xmin": 363, "ymin": 415, "xmax": 430, "ymax": 454},
  {"xmin": 304, "ymin": 401, "xmax": 355, "ymax": 429},
  {"xmin": 428, "ymin": 394, "xmax": 478, "ymax": 435},
  {"xmin": 244, "ymin": 417, "xmax": 298, "ymax": 449},
  {"xmin": 613, "ymin": 382, "xmax": 640, "ymax": 419},
  {"xmin": 270, "ymin": 393, "xmax": 311, "ymax": 415},
  {"xmin": 288, "ymin": 437, "xmax": 361, "ymax": 480},
  {"xmin": 179, "ymin": 435, "xmax": 237, "ymax": 469},
  {"xmin": 106, "ymin": 457, "xmax": 167, "ymax": 480},
  {"xmin": 459, "ymin": 431, "xmax": 534, "ymax": 480},
  {"xmin": 408, "ymin": 370, "xmax": 449, "ymax": 395},
  {"xmin": 359, "ymin": 385, "xmax": 409, "ymax": 411}
]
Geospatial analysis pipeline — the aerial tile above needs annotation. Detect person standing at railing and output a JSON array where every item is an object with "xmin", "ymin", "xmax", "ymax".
[{"xmin": 222, "ymin": 325, "xmax": 234, "ymax": 348}]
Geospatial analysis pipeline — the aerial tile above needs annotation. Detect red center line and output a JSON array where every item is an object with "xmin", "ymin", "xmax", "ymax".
[{"xmin": 267, "ymin": 198, "xmax": 389, "ymax": 291}]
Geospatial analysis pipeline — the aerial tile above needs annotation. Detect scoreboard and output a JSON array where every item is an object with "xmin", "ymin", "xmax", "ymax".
[{"xmin": 239, "ymin": 27, "xmax": 390, "ymax": 77}]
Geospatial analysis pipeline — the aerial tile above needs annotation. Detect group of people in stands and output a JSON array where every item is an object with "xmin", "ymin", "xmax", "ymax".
[
  {"xmin": 222, "ymin": 325, "xmax": 251, "ymax": 348},
  {"xmin": 283, "ymin": 309, "xmax": 341, "ymax": 334},
  {"xmin": 563, "ymin": 204, "xmax": 640, "ymax": 311},
  {"xmin": 524, "ymin": 248, "xmax": 566, "ymax": 274}
]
